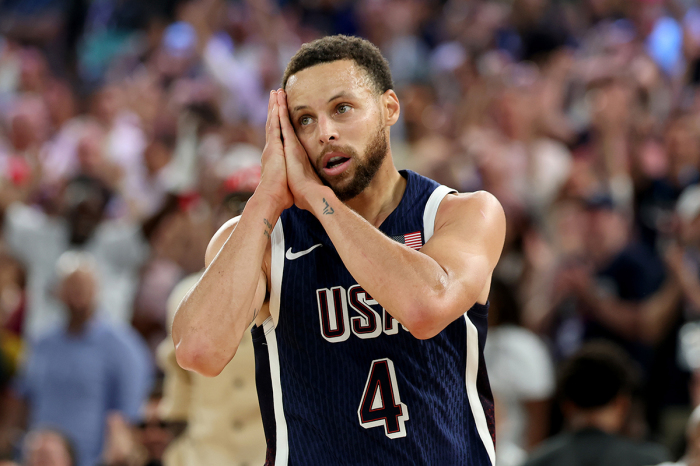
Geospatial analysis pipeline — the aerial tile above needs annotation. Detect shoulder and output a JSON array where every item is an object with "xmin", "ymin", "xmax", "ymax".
[
  {"xmin": 440, "ymin": 190, "xmax": 503, "ymax": 215},
  {"xmin": 5, "ymin": 202, "xmax": 55, "ymax": 235},
  {"xmin": 610, "ymin": 438, "xmax": 671, "ymax": 463},
  {"xmin": 27, "ymin": 329, "xmax": 63, "ymax": 352},
  {"xmin": 99, "ymin": 321, "xmax": 148, "ymax": 354},
  {"xmin": 431, "ymin": 190, "xmax": 505, "ymax": 247},
  {"xmin": 205, "ymin": 215, "xmax": 241, "ymax": 267},
  {"xmin": 436, "ymin": 191, "xmax": 504, "ymax": 227},
  {"xmin": 522, "ymin": 433, "xmax": 573, "ymax": 466}
]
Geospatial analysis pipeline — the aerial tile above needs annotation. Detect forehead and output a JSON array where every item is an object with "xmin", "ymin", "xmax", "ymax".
[{"xmin": 285, "ymin": 60, "xmax": 375, "ymax": 109}]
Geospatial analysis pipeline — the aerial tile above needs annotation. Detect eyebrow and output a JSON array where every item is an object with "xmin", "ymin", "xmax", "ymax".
[{"xmin": 291, "ymin": 92, "xmax": 353, "ymax": 113}]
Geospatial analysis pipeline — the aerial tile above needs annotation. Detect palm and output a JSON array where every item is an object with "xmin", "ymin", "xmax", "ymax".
[
  {"xmin": 259, "ymin": 90, "xmax": 293, "ymax": 211},
  {"xmin": 276, "ymin": 91, "xmax": 324, "ymax": 211}
]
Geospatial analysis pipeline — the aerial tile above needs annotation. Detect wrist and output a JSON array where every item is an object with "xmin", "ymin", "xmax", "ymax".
[
  {"xmin": 305, "ymin": 185, "xmax": 336, "ymax": 216},
  {"xmin": 249, "ymin": 189, "xmax": 287, "ymax": 219}
]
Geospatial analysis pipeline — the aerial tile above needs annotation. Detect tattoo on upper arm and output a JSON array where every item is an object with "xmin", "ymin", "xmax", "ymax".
[
  {"xmin": 322, "ymin": 198, "xmax": 334, "ymax": 215},
  {"xmin": 263, "ymin": 218, "xmax": 273, "ymax": 238}
]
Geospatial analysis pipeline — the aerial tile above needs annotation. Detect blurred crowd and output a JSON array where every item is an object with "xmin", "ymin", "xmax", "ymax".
[{"xmin": 0, "ymin": 0, "xmax": 699, "ymax": 464}]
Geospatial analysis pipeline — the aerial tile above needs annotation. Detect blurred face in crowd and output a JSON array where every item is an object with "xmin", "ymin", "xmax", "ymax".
[
  {"xmin": 136, "ymin": 399, "xmax": 173, "ymax": 461},
  {"xmin": 19, "ymin": 48, "xmax": 48, "ymax": 93},
  {"xmin": 63, "ymin": 181, "xmax": 108, "ymax": 245},
  {"xmin": 285, "ymin": 59, "xmax": 399, "ymax": 201},
  {"xmin": 9, "ymin": 98, "xmax": 49, "ymax": 151},
  {"xmin": 43, "ymin": 80, "xmax": 77, "ymax": 127},
  {"xmin": 585, "ymin": 207, "xmax": 630, "ymax": 263},
  {"xmin": 24, "ymin": 430, "xmax": 73, "ymax": 466},
  {"xmin": 666, "ymin": 116, "xmax": 700, "ymax": 170},
  {"xmin": 76, "ymin": 129, "xmax": 106, "ymax": 176},
  {"xmin": 143, "ymin": 139, "xmax": 172, "ymax": 176},
  {"xmin": 59, "ymin": 267, "xmax": 97, "ymax": 326},
  {"xmin": 91, "ymin": 86, "xmax": 121, "ymax": 124}
]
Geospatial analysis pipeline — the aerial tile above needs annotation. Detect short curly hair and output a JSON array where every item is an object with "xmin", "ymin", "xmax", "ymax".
[
  {"xmin": 282, "ymin": 35, "xmax": 394, "ymax": 95},
  {"xmin": 557, "ymin": 341, "xmax": 639, "ymax": 409}
]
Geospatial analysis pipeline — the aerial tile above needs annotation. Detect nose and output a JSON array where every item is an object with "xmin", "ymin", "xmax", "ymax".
[{"xmin": 317, "ymin": 114, "xmax": 339, "ymax": 145}]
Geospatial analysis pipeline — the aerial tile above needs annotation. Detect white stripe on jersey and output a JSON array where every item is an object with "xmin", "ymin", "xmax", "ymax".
[
  {"xmin": 424, "ymin": 184, "xmax": 495, "ymax": 464},
  {"xmin": 465, "ymin": 314, "xmax": 496, "ymax": 465},
  {"xmin": 269, "ymin": 221, "xmax": 289, "ymax": 465}
]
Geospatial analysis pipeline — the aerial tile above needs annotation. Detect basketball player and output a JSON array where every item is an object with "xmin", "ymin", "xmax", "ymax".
[{"xmin": 172, "ymin": 35, "xmax": 506, "ymax": 465}]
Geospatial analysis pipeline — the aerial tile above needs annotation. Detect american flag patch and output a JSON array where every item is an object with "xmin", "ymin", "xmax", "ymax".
[{"xmin": 391, "ymin": 231, "xmax": 423, "ymax": 250}]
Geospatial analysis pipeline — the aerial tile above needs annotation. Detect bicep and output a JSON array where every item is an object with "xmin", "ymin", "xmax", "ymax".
[
  {"xmin": 421, "ymin": 192, "xmax": 506, "ymax": 306},
  {"xmin": 206, "ymin": 215, "xmax": 268, "ymax": 326},
  {"xmin": 205, "ymin": 216, "xmax": 241, "ymax": 268}
]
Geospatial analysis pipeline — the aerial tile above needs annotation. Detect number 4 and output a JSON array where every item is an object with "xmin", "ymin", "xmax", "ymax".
[{"xmin": 357, "ymin": 358, "xmax": 410, "ymax": 439}]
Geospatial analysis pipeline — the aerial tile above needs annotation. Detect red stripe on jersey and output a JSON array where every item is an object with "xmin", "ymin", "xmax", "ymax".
[{"xmin": 404, "ymin": 232, "xmax": 422, "ymax": 250}]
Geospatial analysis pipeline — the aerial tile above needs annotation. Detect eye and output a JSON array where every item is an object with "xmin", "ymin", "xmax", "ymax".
[
  {"xmin": 299, "ymin": 115, "xmax": 313, "ymax": 126},
  {"xmin": 337, "ymin": 104, "xmax": 351, "ymax": 114}
]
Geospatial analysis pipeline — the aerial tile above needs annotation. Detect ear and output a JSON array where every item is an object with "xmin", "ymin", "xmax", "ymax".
[{"xmin": 382, "ymin": 90, "xmax": 400, "ymax": 127}]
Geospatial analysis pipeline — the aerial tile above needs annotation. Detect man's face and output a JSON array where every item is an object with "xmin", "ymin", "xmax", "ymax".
[
  {"xmin": 59, "ymin": 269, "xmax": 96, "ymax": 322},
  {"xmin": 285, "ymin": 60, "xmax": 391, "ymax": 201}
]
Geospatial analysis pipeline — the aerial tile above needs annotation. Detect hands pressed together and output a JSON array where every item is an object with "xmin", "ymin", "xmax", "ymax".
[{"xmin": 258, "ymin": 89, "xmax": 326, "ymax": 214}]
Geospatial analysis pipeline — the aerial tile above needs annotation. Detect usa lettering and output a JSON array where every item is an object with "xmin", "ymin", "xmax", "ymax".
[{"xmin": 316, "ymin": 285, "xmax": 408, "ymax": 343}]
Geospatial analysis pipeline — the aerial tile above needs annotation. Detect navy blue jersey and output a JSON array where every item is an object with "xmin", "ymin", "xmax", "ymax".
[{"xmin": 252, "ymin": 170, "xmax": 495, "ymax": 465}]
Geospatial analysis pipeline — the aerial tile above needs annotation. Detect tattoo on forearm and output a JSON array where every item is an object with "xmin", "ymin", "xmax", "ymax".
[
  {"xmin": 322, "ymin": 198, "xmax": 334, "ymax": 215},
  {"xmin": 263, "ymin": 218, "xmax": 273, "ymax": 238}
]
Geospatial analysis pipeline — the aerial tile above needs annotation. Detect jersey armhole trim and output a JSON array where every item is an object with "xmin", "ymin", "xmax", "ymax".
[
  {"xmin": 423, "ymin": 185, "xmax": 457, "ymax": 242},
  {"xmin": 269, "ymin": 219, "xmax": 285, "ymax": 328},
  {"xmin": 262, "ymin": 316, "xmax": 275, "ymax": 336}
]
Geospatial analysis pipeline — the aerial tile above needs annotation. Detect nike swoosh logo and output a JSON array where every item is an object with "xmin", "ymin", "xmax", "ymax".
[{"xmin": 286, "ymin": 244, "xmax": 322, "ymax": 260}]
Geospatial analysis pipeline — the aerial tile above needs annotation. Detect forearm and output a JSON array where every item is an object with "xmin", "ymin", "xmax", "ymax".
[
  {"xmin": 640, "ymin": 279, "xmax": 681, "ymax": 343},
  {"xmin": 172, "ymin": 192, "xmax": 280, "ymax": 375},
  {"xmin": 579, "ymin": 289, "xmax": 639, "ymax": 340},
  {"xmin": 678, "ymin": 273, "xmax": 700, "ymax": 312},
  {"xmin": 308, "ymin": 188, "xmax": 457, "ymax": 338}
]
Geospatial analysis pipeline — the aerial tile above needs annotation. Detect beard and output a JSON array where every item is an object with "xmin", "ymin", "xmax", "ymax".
[{"xmin": 315, "ymin": 125, "xmax": 388, "ymax": 202}]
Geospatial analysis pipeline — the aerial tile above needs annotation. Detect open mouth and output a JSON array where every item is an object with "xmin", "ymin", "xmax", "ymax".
[
  {"xmin": 321, "ymin": 152, "xmax": 352, "ymax": 176},
  {"xmin": 325, "ymin": 156, "xmax": 350, "ymax": 169}
]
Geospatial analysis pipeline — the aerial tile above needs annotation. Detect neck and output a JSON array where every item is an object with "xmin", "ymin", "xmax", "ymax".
[
  {"xmin": 344, "ymin": 153, "xmax": 406, "ymax": 227},
  {"xmin": 67, "ymin": 314, "xmax": 92, "ymax": 334},
  {"xmin": 567, "ymin": 404, "xmax": 625, "ymax": 434}
]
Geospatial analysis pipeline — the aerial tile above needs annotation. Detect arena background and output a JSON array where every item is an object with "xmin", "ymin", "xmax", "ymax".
[{"xmin": 0, "ymin": 0, "xmax": 699, "ymax": 465}]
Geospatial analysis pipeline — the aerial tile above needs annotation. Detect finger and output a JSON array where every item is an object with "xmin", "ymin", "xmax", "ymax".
[
  {"xmin": 265, "ymin": 90, "xmax": 276, "ymax": 142},
  {"xmin": 270, "ymin": 102, "xmax": 281, "ymax": 144},
  {"xmin": 277, "ymin": 91, "xmax": 297, "ymax": 151}
]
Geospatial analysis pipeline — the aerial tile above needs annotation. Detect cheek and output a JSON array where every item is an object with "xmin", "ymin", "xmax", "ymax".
[{"xmin": 296, "ymin": 132, "xmax": 318, "ymax": 161}]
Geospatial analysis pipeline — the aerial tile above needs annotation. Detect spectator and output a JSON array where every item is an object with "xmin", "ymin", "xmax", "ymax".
[
  {"xmin": 135, "ymin": 395, "xmax": 174, "ymax": 466},
  {"xmin": 524, "ymin": 342, "xmax": 671, "ymax": 466},
  {"xmin": 3, "ymin": 175, "xmax": 150, "ymax": 338},
  {"xmin": 565, "ymin": 195, "xmax": 679, "ymax": 364},
  {"xmin": 3, "ymin": 0, "xmax": 700, "ymax": 460},
  {"xmin": 157, "ymin": 186, "xmax": 265, "ymax": 466},
  {"xmin": 100, "ymin": 393, "xmax": 174, "ymax": 466},
  {"xmin": 485, "ymin": 279, "xmax": 555, "ymax": 466},
  {"xmin": 0, "ymin": 252, "xmax": 152, "ymax": 466}
]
